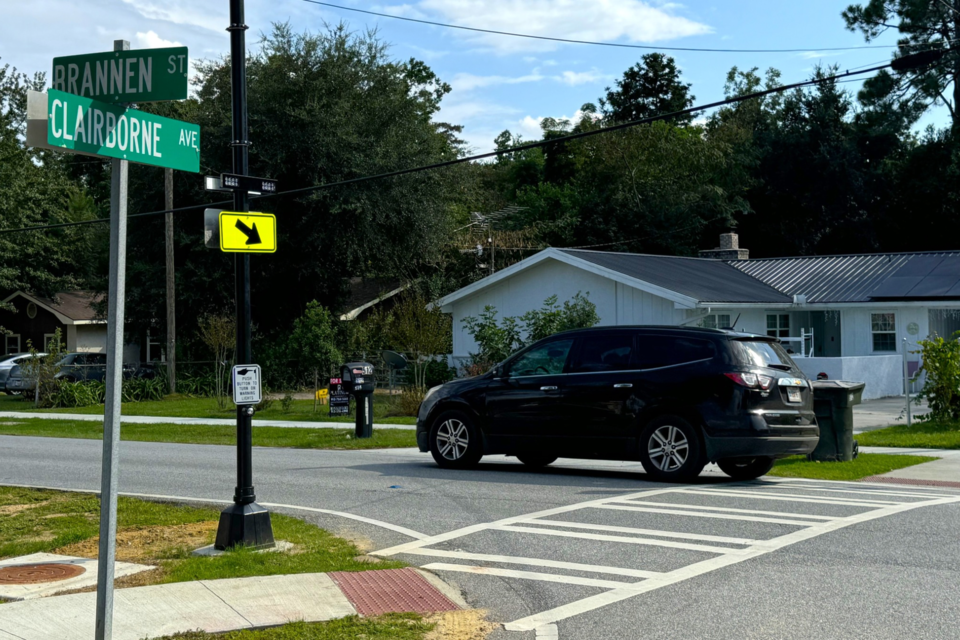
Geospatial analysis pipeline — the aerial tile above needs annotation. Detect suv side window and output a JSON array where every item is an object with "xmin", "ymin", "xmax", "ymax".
[
  {"xmin": 509, "ymin": 339, "xmax": 575, "ymax": 377},
  {"xmin": 570, "ymin": 334, "xmax": 634, "ymax": 373},
  {"xmin": 635, "ymin": 335, "xmax": 716, "ymax": 370},
  {"xmin": 88, "ymin": 354, "xmax": 107, "ymax": 365}
]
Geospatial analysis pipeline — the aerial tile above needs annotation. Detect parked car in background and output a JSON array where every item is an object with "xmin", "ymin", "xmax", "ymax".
[
  {"xmin": 53, "ymin": 352, "xmax": 137, "ymax": 382},
  {"xmin": 0, "ymin": 353, "xmax": 46, "ymax": 394},
  {"xmin": 417, "ymin": 326, "xmax": 819, "ymax": 482}
]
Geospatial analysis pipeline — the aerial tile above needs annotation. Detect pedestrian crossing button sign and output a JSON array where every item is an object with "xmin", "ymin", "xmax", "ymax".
[{"xmin": 232, "ymin": 364, "xmax": 262, "ymax": 405}]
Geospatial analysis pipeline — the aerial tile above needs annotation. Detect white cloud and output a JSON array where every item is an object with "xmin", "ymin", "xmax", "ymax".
[
  {"xmin": 798, "ymin": 51, "xmax": 850, "ymax": 60},
  {"xmin": 516, "ymin": 109, "xmax": 592, "ymax": 138},
  {"xmin": 556, "ymin": 69, "xmax": 607, "ymax": 86},
  {"xmin": 135, "ymin": 30, "xmax": 183, "ymax": 49},
  {"xmin": 121, "ymin": 0, "xmax": 224, "ymax": 33},
  {"xmin": 449, "ymin": 72, "xmax": 545, "ymax": 92},
  {"xmin": 386, "ymin": 0, "xmax": 712, "ymax": 53}
]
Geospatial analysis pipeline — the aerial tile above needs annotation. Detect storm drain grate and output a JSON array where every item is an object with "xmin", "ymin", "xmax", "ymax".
[
  {"xmin": 862, "ymin": 476, "xmax": 960, "ymax": 490},
  {"xmin": 0, "ymin": 563, "xmax": 86, "ymax": 585},
  {"xmin": 329, "ymin": 568, "xmax": 460, "ymax": 616}
]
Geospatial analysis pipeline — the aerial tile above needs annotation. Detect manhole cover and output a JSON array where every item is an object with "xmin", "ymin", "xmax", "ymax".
[{"xmin": 0, "ymin": 563, "xmax": 86, "ymax": 585}]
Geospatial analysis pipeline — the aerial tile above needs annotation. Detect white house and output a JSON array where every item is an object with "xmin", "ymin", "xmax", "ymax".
[{"xmin": 436, "ymin": 234, "xmax": 960, "ymax": 400}]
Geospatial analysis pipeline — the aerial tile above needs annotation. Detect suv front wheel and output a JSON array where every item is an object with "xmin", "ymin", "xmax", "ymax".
[
  {"xmin": 429, "ymin": 410, "xmax": 483, "ymax": 469},
  {"xmin": 718, "ymin": 457, "xmax": 775, "ymax": 480},
  {"xmin": 639, "ymin": 415, "xmax": 705, "ymax": 481}
]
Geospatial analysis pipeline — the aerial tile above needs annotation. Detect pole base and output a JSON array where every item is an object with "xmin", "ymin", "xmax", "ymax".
[{"xmin": 214, "ymin": 502, "xmax": 275, "ymax": 551}]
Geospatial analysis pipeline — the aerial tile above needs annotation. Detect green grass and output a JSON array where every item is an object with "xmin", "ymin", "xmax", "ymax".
[
  {"xmin": 0, "ymin": 393, "xmax": 417, "ymax": 425},
  {"xmin": 768, "ymin": 453, "xmax": 937, "ymax": 481},
  {"xmin": 0, "ymin": 486, "xmax": 213, "ymax": 560},
  {"xmin": 160, "ymin": 615, "xmax": 433, "ymax": 640},
  {"xmin": 0, "ymin": 487, "xmax": 404, "ymax": 584},
  {"xmin": 856, "ymin": 421, "xmax": 960, "ymax": 449},
  {"xmin": 0, "ymin": 417, "xmax": 416, "ymax": 449}
]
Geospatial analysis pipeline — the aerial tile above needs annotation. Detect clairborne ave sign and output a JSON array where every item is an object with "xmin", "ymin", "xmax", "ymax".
[
  {"xmin": 52, "ymin": 47, "xmax": 189, "ymax": 103},
  {"xmin": 45, "ymin": 89, "xmax": 200, "ymax": 173}
]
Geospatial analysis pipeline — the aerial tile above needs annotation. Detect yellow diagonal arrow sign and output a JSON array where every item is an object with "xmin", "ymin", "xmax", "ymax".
[{"xmin": 219, "ymin": 211, "xmax": 277, "ymax": 253}]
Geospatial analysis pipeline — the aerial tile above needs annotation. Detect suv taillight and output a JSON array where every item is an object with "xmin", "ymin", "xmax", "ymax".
[{"xmin": 724, "ymin": 372, "xmax": 773, "ymax": 390}]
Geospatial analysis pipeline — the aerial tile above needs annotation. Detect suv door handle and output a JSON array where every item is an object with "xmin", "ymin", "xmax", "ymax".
[
  {"xmin": 614, "ymin": 383, "xmax": 633, "ymax": 389},
  {"xmin": 540, "ymin": 386, "xmax": 559, "ymax": 392}
]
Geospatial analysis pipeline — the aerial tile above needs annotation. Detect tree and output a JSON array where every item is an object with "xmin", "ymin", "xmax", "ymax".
[
  {"xmin": 462, "ymin": 293, "xmax": 600, "ymax": 371},
  {"xmin": 120, "ymin": 24, "xmax": 460, "ymax": 348},
  {"xmin": 843, "ymin": 0, "xmax": 960, "ymax": 128},
  {"xmin": 388, "ymin": 294, "xmax": 451, "ymax": 389},
  {"xmin": 199, "ymin": 314, "xmax": 235, "ymax": 410},
  {"xmin": 0, "ymin": 61, "xmax": 105, "ymax": 319},
  {"xmin": 289, "ymin": 301, "xmax": 342, "ymax": 409},
  {"xmin": 601, "ymin": 53, "xmax": 695, "ymax": 125}
]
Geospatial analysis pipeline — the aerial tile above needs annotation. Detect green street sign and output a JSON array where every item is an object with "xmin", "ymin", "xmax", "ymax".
[
  {"xmin": 46, "ymin": 89, "xmax": 200, "ymax": 173},
  {"xmin": 52, "ymin": 47, "xmax": 188, "ymax": 103}
]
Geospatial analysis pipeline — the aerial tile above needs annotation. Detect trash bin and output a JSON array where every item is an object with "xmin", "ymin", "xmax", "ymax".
[
  {"xmin": 809, "ymin": 380, "xmax": 865, "ymax": 462},
  {"xmin": 341, "ymin": 361, "xmax": 375, "ymax": 439}
]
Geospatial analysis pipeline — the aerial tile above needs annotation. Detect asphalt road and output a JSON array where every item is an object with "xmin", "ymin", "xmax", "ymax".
[{"xmin": 2, "ymin": 435, "xmax": 959, "ymax": 640}]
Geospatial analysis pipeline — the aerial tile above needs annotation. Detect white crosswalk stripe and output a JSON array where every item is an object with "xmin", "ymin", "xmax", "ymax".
[{"xmin": 372, "ymin": 479, "xmax": 960, "ymax": 634}]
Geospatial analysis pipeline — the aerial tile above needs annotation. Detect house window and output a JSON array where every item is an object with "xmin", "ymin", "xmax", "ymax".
[
  {"xmin": 146, "ymin": 330, "xmax": 164, "ymax": 362},
  {"xmin": 26, "ymin": 303, "xmax": 37, "ymax": 319},
  {"xmin": 767, "ymin": 314, "xmax": 791, "ymax": 339},
  {"xmin": 5, "ymin": 334, "xmax": 20, "ymax": 355},
  {"xmin": 701, "ymin": 314, "xmax": 731, "ymax": 330},
  {"xmin": 872, "ymin": 313, "xmax": 897, "ymax": 352},
  {"xmin": 43, "ymin": 333, "xmax": 59, "ymax": 353}
]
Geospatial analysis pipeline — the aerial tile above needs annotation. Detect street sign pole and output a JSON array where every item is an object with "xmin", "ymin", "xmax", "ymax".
[
  {"xmin": 94, "ymin": 37, "xmax": 130, "ymax": 640},
  {"xmin": 215, "ymin": 0, "xmax": 275, "ymax": 551}
]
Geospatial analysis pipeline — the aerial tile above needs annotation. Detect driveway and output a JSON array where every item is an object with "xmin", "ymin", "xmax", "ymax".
[{"xmin": 854, "ymin": 395, "xmax": 927, "ymax": 432}]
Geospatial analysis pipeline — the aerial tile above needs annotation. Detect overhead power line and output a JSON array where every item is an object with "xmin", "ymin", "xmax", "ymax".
[
  {"xmin": 2, "ymin": 51, "xmax": 946, "ymax": 237},
  {"xmin": 302, "ymin": 0, "xmax": 902, "ymax": 54}
]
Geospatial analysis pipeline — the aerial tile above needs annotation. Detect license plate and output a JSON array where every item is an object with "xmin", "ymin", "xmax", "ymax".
[{"xmin": 787, "ymin": 388, "xmax": 802, "ymax": 403}]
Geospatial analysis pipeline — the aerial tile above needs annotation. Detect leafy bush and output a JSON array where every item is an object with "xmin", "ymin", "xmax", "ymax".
[
  {"xmin": 122, "ymin": 377, "xmax": 166, "ymax": 403},
  {"xmin": 914, "ymin": 332, "xmax": 960, "ymax": 423},
  {"xmin": 175, "ymin": 371, "xmax": 219, "ymax": 398},
  {"xmin": 423, "ymin": 359, "xmax": 456, "ymax": 388},
  {"xmin": 392, "ymin": 387, "xmax": 426, "ymax": 417},
  {"xmin": 462, "ymin": 292, "xmax": 600, "ymax": 371},
  {"xmin": 280, "ymin": 394, "xmax": 294, "ymax": 412},
  {"xmin": 49, "ymin": 376, "xmax": 167, "ymax": 408},
  {"xmin": 50, "ymin": 380, "xmax": 106, "ymax": 408}
]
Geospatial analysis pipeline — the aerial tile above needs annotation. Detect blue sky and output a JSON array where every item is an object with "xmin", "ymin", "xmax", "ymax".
[{"xmin": 3, "ymin": 1, "xmax": 946, "ymax": 154}]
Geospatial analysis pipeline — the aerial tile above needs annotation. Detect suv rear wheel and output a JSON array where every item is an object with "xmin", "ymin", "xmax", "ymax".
[
  {"xmin": 718, "ymin": 457, "xmax": 775, "ymax": 480},
  {"xmin": 430, "ymin": 410, "xmax": 483, "ymax": 469},
  {"xmin": 639, "ymin": 415, "xmax": 705, "ymax": 481}
]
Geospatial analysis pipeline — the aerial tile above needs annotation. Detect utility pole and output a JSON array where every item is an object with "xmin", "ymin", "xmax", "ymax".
[
  {"xmin": 164, "ymin": 168, "xmax": 176, "ymax": 393},
  {"xmin": 214, "ymin": 0, "xmax": 274, "ymax": 550},
  {"xmin": 95, "ymin": 37, "xmax": 130, "ymax": 640}
]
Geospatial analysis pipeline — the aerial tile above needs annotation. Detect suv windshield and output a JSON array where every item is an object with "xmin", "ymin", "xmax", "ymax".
[{"xmin": 735, "ymin": 339, "xmax": 798, "ymax": 371}]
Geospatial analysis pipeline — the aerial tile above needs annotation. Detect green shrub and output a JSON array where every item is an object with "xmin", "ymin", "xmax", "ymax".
[
  {"xmin": 915, "ymin": 332, "xmax": 960, "ymax": 423},
  {"xmin": 463, "ymin": 292, "xmax": 600, "ymax": 370}
]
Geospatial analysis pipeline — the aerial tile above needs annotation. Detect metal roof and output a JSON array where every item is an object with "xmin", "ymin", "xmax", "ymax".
[
  {"xmin": 561, "ymin": 249, "xmax": 791, "ymax": 303},
  {"xmin": 729, "ymin": 252, "xmax": 960, "ymax": 303}
]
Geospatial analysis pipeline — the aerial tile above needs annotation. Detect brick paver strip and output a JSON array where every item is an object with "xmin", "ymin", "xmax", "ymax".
[
  {"xmin": 329, "ymin": 568, "xmax": 460, "ymax": 616},
  {"xmin": 862, "ymin": 476, "xmax": 960, "ymax": 489}
]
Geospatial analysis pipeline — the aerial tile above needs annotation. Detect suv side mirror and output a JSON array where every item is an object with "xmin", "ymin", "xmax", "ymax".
[{"xmin": 495, "ymin": 364, "xmax": 506, "ymax": 379}]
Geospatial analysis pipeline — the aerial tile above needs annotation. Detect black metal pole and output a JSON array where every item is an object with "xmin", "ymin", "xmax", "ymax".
[{"xmin": 215, "ymin": 0, "xmax": 274, "ymax": 550}]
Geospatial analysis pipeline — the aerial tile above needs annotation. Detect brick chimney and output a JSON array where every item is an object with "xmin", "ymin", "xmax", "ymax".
[{"xmin": 699, "ymin": 232, "xmax": 749, "ymax": 261}]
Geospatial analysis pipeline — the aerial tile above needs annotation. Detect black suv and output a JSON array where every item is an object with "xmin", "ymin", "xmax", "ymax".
[{"xmin": 416, "ymin": 326, "xmax": 819, "ymax": 481}]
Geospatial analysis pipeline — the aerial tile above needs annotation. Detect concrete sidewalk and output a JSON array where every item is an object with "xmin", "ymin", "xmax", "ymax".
[
  {"xmin": 0, "ymin": 569, "xmax": 463, "ymax": 640},
  {"xmin": 0, "ymin": 411, "xmax": 415, "ymax": 430},
  {"xmin": 860, "ymin": 446, "xmax": 960, "ymax": 487}
]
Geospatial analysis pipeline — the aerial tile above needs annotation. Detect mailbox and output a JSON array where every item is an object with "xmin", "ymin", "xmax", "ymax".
[{"xmin": 340, "ymin": 361, "xmax": 375, "ymax": 438}]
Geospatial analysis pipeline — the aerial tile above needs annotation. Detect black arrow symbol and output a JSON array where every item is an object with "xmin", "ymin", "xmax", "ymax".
[
  {"xmin": 237, "ymin": 368, "xmax": 250, "ymax": 376},
  {"xmin": 235, "ymin": 220, "xmax": 262, "ymax": 245}
]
